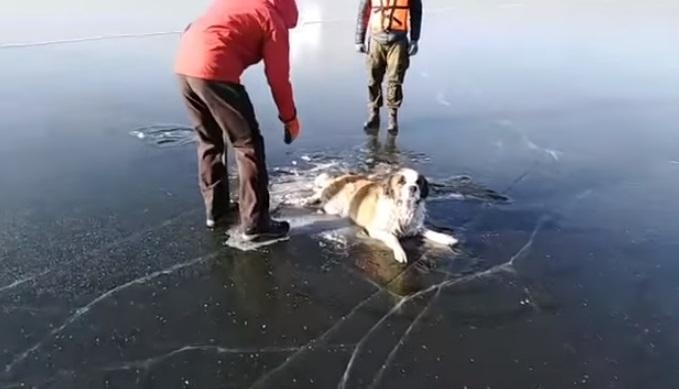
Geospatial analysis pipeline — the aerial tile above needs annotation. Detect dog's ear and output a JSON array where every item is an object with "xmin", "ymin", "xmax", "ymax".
[
  {"xmin": 382, "ymin": 176, "xmax": 394, "ymax": 198},
  {"xmin": 417, "ymin": 175, "xmax": 429, "ymax": 199},
  {"xmin": 382, "ymin": 174, "xmax": 400, "ymax": 198}
]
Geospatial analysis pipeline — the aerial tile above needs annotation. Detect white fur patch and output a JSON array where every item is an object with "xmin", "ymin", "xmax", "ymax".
[
  {"xmin": 400, "ymin": 168, "xmax": 419, "ymax": 184},
  {"xmin": 373, "ymin": 195, "xmax": 426, "ymax": 238},
  {"xmin": 386, "ymin": 168, "xmax": 426, "ymax": 237}
]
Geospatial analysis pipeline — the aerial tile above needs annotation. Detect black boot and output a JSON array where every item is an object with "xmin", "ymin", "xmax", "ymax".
[
  {"xmin": 387, "ymin": 109, "xmax": 399, "ymax": 135},
  {"xmin": 363, "ymin": 108, "xmax": 380, "ymax": 134},
  {"xmin": 242, "ymin": 219, "xmax": 290, "ymax": 242}
]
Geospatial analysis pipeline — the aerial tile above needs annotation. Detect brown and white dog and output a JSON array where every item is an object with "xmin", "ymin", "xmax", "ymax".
[{"xmin": 307, "ymin": 168, "xmax": 458, "ymax": 263}]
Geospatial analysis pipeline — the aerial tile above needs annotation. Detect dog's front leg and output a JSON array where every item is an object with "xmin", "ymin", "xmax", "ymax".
[
  {"xmin": 421, "ymin": 228, "xmax": 459, "ymax": 247},
  {"xmin": 368, "ymin": 229, "xmax": 408, "ymax": 263}
]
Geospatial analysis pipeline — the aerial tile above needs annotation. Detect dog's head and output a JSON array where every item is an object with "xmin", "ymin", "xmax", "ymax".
[{"xmin": 383, "ymin": 168, "xmax": 429, "ymax": 203}]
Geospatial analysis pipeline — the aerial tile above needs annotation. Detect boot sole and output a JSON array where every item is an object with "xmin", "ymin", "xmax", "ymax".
[{"xmin": 241, "ymin": 231, "xmax": 289, "ymax": 243}]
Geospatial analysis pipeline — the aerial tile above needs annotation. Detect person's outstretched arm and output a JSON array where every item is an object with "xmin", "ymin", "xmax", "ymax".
[
  {"xmin": 263, "ymin": 17, "xmax": 300, "ymax": 143},
  {"xmin": 355, "ymin": 0, "xmax": 371, "ymax": 45},
  {"xmin": 263, "ymin": 19, "xmax": 296, "ymax": 124}
]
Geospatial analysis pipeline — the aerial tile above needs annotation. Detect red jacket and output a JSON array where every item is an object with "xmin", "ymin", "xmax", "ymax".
[{"xmin": 175, "ymin": 0, "xmax": 298, "ymax": 123}]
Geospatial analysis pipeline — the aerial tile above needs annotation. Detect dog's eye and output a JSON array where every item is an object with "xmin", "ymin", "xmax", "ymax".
[{"xmin": 398, "ymin": 175, "xmax": 406, "ymax": 185}]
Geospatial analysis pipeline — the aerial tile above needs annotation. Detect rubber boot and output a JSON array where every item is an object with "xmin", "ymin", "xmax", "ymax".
[
  {"xmin": 363, "ymin": 108, "xmax": 380, "ymax": 134},
  {"xmin": 242, "ymin": 219, "xmax": 290, "ymax": 242},
  {"xmin": 387, "ymin": 109, "xmax": 399, "ymax": 135}
]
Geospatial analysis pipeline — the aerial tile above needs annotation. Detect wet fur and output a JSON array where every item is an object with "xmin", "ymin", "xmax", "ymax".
[{"xmin": 309, "ymin": 168, "xmax": 458, "ymax": 263}]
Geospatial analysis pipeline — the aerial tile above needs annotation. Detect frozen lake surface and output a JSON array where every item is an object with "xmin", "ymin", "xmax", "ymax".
[{"xmin": 1, "ymin": 1, "xmax": 679, "ymax": 387}]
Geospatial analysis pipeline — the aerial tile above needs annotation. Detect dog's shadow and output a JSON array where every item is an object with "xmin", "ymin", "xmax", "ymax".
[
  {"xmin": 271, "ymin": 203, "xmax": 462, "ymax": 297},
  {"xmin": 334, "ymin": 230, "xmax": 461, "ymax": 297}
]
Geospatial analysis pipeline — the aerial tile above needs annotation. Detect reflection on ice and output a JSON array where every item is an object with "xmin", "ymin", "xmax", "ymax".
[{"xmin": 130, "ymin": 124, "xmax": 195, "ymax": 147}]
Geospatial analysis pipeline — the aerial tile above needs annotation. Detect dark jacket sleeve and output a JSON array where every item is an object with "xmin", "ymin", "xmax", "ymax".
[
  {"xmin": 355, "ymin": 0, "xmax": 371, "ymax": 44},
  {"xmin": 409, "ymin": 0, "xmax": 422, "ymax": 41}
]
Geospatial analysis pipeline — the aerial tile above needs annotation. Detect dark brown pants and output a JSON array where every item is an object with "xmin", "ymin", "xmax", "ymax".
[
  {"xmin": 367, "ymin": 38, "xmax": 410, "ymax": 110},
  {"xmin": 178, "ymin": 75, "xmax": 270, "ymax": 230}
]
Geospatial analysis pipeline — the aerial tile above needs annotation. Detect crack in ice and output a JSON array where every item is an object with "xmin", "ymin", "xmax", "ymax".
[
  {"xmin": 501, "ymin": 161, "xmax": 540, "ymax": 195},
  {"xmin": 248, "ymin": 290, "xmax": 383, "ymax": 389},
  {"xmin": 368, "ymin": 275, "xmax": 448, "ymax": 389},
  {"xmin": 0, "ymin": 271, "xmax": 48, "ymax": 294},
  {"xmin": 498, "ymin": 120, "xmax": 563, "ymax": 163},
  {"xmin": 248, "ymin": 257, "xmax": 417, "ymax": 389},
  {"xmin": 507, "ymin": 216, "xmax": 547, "ymax": 266},
  {"xmin": 370, "ymin": 266, "xmax": 449, "ymax": 389},
  {"xmin": 101, "ymin": 343, "xmax": 354, "ymax": 373},
  {"xmin": 4, "ymin": 251, "xmax": 219, "ymax": 375},
  {"xmin": 521, "ymin": 133, "xmax": 562, "ymax": 162},
  {"xmin": 341, "ymin": 263, "xmax": 402, "ymax": 299},
  {"xmin": 337, "ymin": 293, "xmax": 425, "ymax": 389},
  {"xmin": 338, "ymin": 216, "xmax": 548, "ymax": 388}
]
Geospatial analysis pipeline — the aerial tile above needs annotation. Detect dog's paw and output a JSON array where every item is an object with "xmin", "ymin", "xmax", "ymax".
[
  {"xmin": 423, "ymin": 229, "xmax": 460, "ymax": 247},
  {"xmin": 441, "ymin": 235, "xmax": 459, "ymax": 247},
  {"xmin": 393, "ymin": 248, "xmax": 408, "ymax": 263}
]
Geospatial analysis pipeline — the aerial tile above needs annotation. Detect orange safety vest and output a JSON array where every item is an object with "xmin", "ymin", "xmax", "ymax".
[{"xmin": 370, "ymin": 0, "xmax": 410, "ymax": 33}]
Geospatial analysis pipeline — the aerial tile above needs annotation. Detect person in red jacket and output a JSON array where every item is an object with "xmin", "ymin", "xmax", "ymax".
[{"xmin": 175, "ymin": 0, "xmax": 300, "ymax": 242}]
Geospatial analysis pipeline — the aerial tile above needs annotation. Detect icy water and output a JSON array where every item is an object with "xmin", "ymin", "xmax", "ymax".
[{"xmin": 2, "ymin": 0, "xmax": 679, "ymax": 388}]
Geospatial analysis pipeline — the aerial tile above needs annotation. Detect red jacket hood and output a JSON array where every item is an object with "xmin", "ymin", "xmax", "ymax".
[{"xmin": 268, "ymin": 0, "xmax": 298, "ymax": 29}]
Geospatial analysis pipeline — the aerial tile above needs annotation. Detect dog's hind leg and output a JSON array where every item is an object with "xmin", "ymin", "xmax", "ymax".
[
  {"xmin": 313, "ymin": 173, "xmax": 332, "ymax": 189},
  {"xmin": 301, "ymin": 193, "xmax": 323, "ymax": 208}
]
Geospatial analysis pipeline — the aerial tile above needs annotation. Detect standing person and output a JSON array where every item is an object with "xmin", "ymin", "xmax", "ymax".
[
  {"xmin": 175, "ymin": 0, "xmax": 301, "ymax": 242},
  {"xmin": 355, "ymin": 0, "xmax": 422, "ymax": 135}
]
